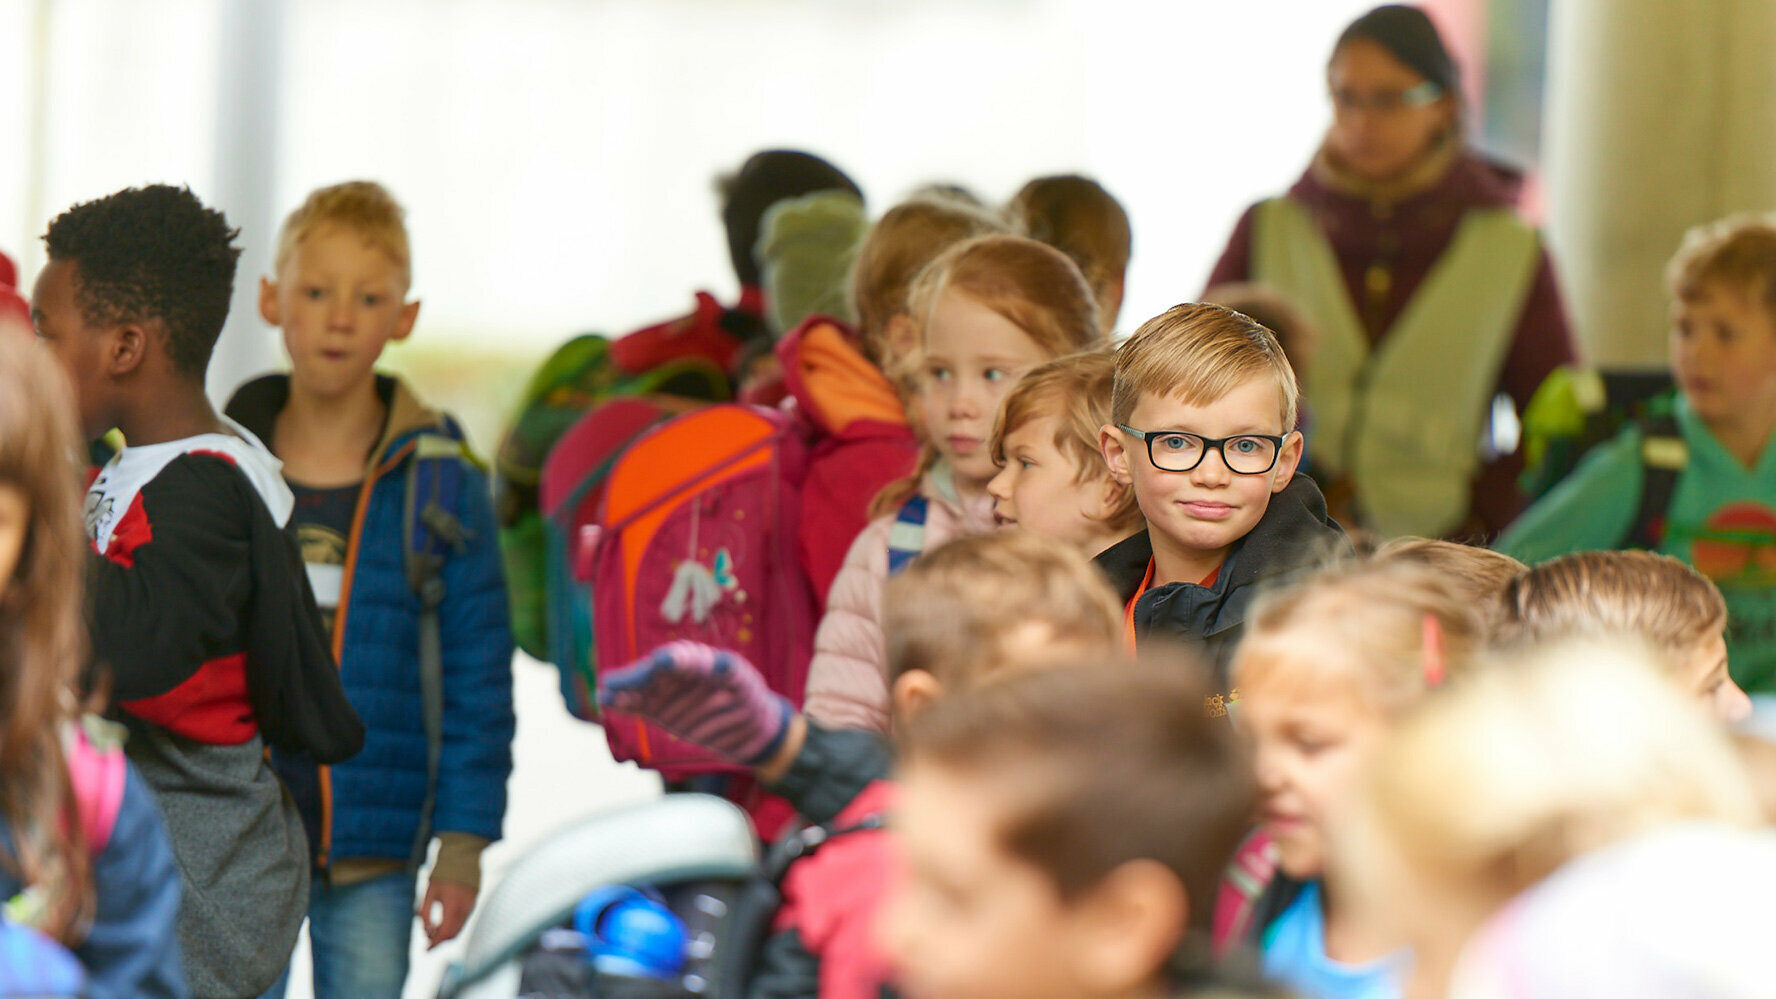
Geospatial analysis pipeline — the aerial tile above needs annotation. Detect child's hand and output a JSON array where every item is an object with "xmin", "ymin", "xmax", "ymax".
[
  {"xmin": 598, "ymin": 640, "xmax": 793, "ymax": 765},
  {"xmin": 419, "ymin": 877, "xmax": 477, "ymax": 949}
]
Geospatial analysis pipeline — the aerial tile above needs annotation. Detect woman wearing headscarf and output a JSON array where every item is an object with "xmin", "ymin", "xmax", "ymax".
[{"xmin": 1206, "ymin": 4, "xmax": 1577, "ymax": 542}]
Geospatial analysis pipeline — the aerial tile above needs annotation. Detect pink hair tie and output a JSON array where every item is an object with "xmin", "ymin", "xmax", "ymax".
[{"xmin": 1422, "ymin": 613, "xmax": 1446, "ymax": 688}]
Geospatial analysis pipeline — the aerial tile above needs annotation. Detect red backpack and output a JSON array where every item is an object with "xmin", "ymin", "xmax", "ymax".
[{"xmin": 584, "ymin": 404, "xmax": 819, "ymax": 786}]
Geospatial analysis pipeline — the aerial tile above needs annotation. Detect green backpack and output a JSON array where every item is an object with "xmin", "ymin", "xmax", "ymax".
[{"xmin": 494, "ymin": 333, "xmax": 730, "ymax": 661}]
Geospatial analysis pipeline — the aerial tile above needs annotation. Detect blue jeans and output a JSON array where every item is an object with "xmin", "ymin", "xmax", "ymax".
[{"xmin": 261, "ymin": 871, "xmax": 417, "ymax": 999}]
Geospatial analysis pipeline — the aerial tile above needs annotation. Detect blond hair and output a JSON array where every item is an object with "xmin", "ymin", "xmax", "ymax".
[
  {"xmin": 1496, "ymin": 550, "xmax": 1726, "ymax": 673},
  {"xmin": 1346, "ymin": 639, "xmax": 1760, "ymax": 903},
  {"xmin": 989, "ymin": 349, "xmax": 1141, "ymax": 537},
  {"xmin": 883, "ymin": 530, "xmax": 1122, "ymax": 688},
  {"xmin": 1111, "ymin": 303, "xmax": 1298, "ymax": 432},
  {"xmin": 849, "ymin": 197, "xmax": 1006, "ymax": 366},
  {"xmin": 1373, "ymin": 537, "xmax": 1524, "ymax": 637},
  {"xmin": 871, "ymin": 234, "xmax": 1105, "ymax": 516},
  {"xmin": 1201, "ymin": 282, "xmax": 1319, "ymax": 377},
  {"xmin": 274, "ymin": 180, "xmax": 412, "ymax": 286},
  {"xmin": 1006, "ymin": 175, "xmax": 1131, "ymax": 333},
  {"xmin": 1234, "ymin": 559, "xmax": 1482, "ymax": 716},
  {"xmin": 1666, "ymin": 212, "xmax": 1776, "ymax": 314}
]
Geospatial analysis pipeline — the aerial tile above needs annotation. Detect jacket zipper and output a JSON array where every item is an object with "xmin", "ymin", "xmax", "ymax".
[{"xmin": 315, "ymin": 437, "xmax": 419, "ymax": 870}]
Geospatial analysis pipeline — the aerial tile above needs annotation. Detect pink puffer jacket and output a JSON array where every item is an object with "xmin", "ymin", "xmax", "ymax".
[{"xmin": 801, "ymin": 466, "xmax": 994, "ymax": 733}]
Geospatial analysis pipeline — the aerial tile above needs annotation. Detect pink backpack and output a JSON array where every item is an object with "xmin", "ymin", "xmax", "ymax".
[{"xmin": 584, "ymin": 404, "xmax": 819, "ymax": 782}]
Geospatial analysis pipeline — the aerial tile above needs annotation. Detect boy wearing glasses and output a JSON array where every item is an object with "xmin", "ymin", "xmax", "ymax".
[{"xmin": 1097, "ymin": 303, "xmax": 1348, "ymax": 689}]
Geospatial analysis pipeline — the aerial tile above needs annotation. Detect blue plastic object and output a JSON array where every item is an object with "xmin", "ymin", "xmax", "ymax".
[{"xmin": 572, "ymin": 886, "xmax": 688, "ymax": 980}]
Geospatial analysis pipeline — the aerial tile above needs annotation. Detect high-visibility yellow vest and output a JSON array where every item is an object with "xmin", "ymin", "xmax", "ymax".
[{"xmin": 1253, "ymin": 196, "xmax": 1539, "ymax": 537}]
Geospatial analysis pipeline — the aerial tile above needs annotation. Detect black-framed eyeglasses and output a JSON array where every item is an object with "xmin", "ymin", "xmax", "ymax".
[{"xmin": 1118, "ymin": 425, "xmax": 1290, "ymax": 475}]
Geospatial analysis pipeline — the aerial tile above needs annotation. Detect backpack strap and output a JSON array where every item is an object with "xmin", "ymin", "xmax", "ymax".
[
  {"xmin": 63, "ymin": 718, "xmax": 126, "ymax": 855},
  {"xmin": 884, "ymin": 495, "xmax": 930, "ymax": 576},
  {"xmin": 403, "ymin": 433, "xmax": 472, "ymax": 872},
  {"xmin": 1211, "ymin": 829, "xmax": 1278, "ymax": 958},
  {"xmin": 1623, "ymin": 412, "xmax": 1687, "ymax": 551}
]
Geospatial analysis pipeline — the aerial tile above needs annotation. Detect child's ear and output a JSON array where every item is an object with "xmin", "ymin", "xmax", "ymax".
[
  {"xmin": 1270, "ymin": 430, "xmax": 1305, "ymax": 495},
  {"xmin": 1099, "ymin": 425, "xmax": 1133, "ymax": 486},
  {"xmin": 108, "ymin": 321, "xmax": 149, "ymax": 377},
  {"xmin": 392, "ymin": 298, "xmax": 421, "ymax": 343},
  {"xmin": 884, "ymin": 313, "xmax": 918, "ymax": 365},
  {"xmin": 1084, "ymin": 473, "xmax": 1124, "ymax": 521},
  {"xmin": 891, "ymin": 669, "xmax": 945, "ymax": 723},
  {"xmin": 1071, "ymin": 859, "xmax": 1190, "ymax": 994},
  {"xmin": 257, "ymin": 278, "xmax": 281, "ymax": 326}
]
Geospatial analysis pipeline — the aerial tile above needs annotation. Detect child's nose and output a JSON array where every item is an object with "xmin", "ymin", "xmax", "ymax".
[
  {"xmin": 986, "ymin": 465, "xmax": 1012, "ymax": 501},
  {"xmin": 1191, "ymin": 446, "xmax": 1235, "ymax": 484}
]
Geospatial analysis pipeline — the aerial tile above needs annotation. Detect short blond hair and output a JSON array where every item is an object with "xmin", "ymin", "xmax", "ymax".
[
  {"xmin": 274, "ymin": 180, "xmax": 412, "ymax": 286},
  {"xmin": 1111, "ymin": 303, "xmax": 1298, "ymax": 432},
  {"xmin": 990, "ymin": 348, "xmax": 1141, "ymax": 537},
  {"xmin": 1496, "ymin": 550, "xmax": 1727, "ymax": 673},
  {"xmin": 1373, "ymin": 537, "xmax": 1525, "ymax": 636},
  {"xmin": 849, "ymin": 197, "xmax": 1006, "ymax": 366},
  {"xmin": 1235, "ymin": 559, "xmax": 1482, "ymax": 717},
  {"xmin": 1006, "ymin": 175, "xmax": 1130, "ymax": 331},
  {"xmin": 1345, "ymin": 639, "xmax": 1760, "ymax": 905},
  {"xmin": 1666, "ymin": 212, "xmax": 1776, "ymax": 315},
  {"xmin": 882, "ymin": 530, "xmax": 1122, "ymax": 689}
]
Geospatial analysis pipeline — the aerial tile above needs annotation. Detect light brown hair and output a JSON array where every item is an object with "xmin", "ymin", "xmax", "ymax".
[
  {"xmin": 989, "ymin": 349, "xmax": 1142, "ymax": 537},
  {"xmin": 903, "ymin": 659, "xmax": 1256, "ymax": 928},
  {"xmin": 1006, "ymin": 175, "xmax": 1131, "ymax": 333},
  {"xmin": 1347, "ymin": 639, "xmax": 1759, "ymax": 905},
  {"xmin": 1496, "ymin": 550, "xmax": 1726, "ymax": 672},
  {"xmin": 1235, "ymin": 559, "xmax": 1482, "ymax": 716},
  {"xmin": 883, "ymin": 530, "xmax": 1122, "ymax": 688},
  {"xmin": 1666, "ymin": 212, "xmax": 1776, "ymax": 315},
  {"xmin": 1111, "ymin": 303, "xmax": 1298, "ymax": 432},
  {"xmin": 871, "ymin": 234, "xmax": 1105, "ymax": 516},
  {"xmin": 850, "ymin": 197, "xmax": 1006, "ymax": 366},
  {"xmin": 1373, "ymin": 537, "xmax": 1524, "ymax": 637},
  {"xmin": 274, "ymin": 180, "xmax": 412, "ymax": 286},
  {"xmin": 0, "ymin": 335, "xmax": 93, "ymax": 942}
]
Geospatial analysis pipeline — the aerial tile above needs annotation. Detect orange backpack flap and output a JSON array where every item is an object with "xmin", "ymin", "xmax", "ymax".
[{"xmin": 590, "ymin": 404, "xmax": 818, "ymax": 780}]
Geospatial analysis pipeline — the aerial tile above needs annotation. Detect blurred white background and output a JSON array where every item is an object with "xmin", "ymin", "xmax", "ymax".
[
  {"xmin": 1, "ymin": 0, "xmax": 1397, "ymax": 393},
  {"xmin": 0, "ymin": 2, "xmax": 1444, "ymax": 995}
]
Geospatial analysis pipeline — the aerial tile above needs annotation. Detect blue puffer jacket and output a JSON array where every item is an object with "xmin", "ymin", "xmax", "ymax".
[{"xmin": 227, "ymin": 374, "xmax": 515, "ymax": 865}]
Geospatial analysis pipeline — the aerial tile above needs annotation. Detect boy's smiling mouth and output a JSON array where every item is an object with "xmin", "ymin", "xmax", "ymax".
[{"xmin": 1180, "ymin": 500, "xmax": 1235, "ymax": 519}]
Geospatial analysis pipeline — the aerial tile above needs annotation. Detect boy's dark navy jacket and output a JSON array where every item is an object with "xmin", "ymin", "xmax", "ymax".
[
  {"xmin": 227, "ymin": 373, "xmax": 515, "ymax": 867},
  {"xmin": 1097, "ymin": 474, "xmax": 1348, "ymax": 682}
]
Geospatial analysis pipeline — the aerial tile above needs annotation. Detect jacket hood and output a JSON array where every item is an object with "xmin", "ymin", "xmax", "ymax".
[
  {"xmin": 775, "ymin": 316, "xmax": 909, "ymax": 441},
  {"xmin": 226, "ymin": 372, "xmax": 458, "ymax": 471}
]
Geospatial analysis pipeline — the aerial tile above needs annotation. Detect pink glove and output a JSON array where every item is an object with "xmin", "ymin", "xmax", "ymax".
[{"xmin": 598, "ymin": 640, "xmax": 793, "ymax": 765}]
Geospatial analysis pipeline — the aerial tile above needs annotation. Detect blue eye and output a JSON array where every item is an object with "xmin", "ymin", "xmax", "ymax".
[
  {"xmin": 303, "ymin": 287, "xmax": 324, "ymax": 301},
  {"xmin": 1157, "ymin": 434, "xmax": 1196, "ymax": 452},
  {"xmin": 984, "ymin": 368, "xmax": 1006, "ymax": 382},
  {"xmin": 1229, "ymin": 437, "xmax": 1262, "ymax": 455},
  {"xmin": 362, "ymin": 294, "xmax": 382, "ymax": 307}
]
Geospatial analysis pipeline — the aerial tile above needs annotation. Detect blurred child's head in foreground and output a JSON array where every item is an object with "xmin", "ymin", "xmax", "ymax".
[
  {"xmin": 1338, "ymin": 638, "xmax": 1761, "ymax": 999},
  {"xmin": 1233, "ymin": 558, "xmax": 1482, "ymax": 882},
  {"xmin": 1496, "ymin": 549, "xmax": 1750, "ymax": 724},
  {"xmin": 882, "ymin": 529, "xmax": 1122, "ymax": 721},
  {"xmin": 881, "ymin": 661, "xmax": 1256, "ymax": 999}
]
